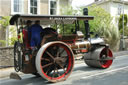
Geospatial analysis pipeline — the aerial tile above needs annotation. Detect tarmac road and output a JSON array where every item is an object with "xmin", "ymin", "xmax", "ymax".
[{"xmin": 0, "ymin": 55, "xmax": 128, "ymax": 85}]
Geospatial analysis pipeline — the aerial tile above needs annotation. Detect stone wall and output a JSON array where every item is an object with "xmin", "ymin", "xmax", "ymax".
[
  {"xmin": 0, "ymin": 38, "xmax": 127, "ymax": 68},
  {"xmin": 0, "ymin": 47, "xmax": 14, "ymax": 67},
  {"xmin": 125, "ymin": 38, "xmax": 128, "ymax": 50}
]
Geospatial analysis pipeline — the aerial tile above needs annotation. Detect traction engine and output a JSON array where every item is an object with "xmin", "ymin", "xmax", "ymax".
[{"xmin": 9, "ymin": 8, "xmax": 114, "ymax": 82}]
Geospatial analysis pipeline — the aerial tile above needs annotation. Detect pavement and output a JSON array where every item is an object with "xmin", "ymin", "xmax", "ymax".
[
  {"xmin": 0, "ymin": 50, "xmax": 127, "ymax": 79},
  {"xmin": 113, "ymin": 50, "xmax": 128, "ymax": 57},
  {"xmin": 0, "ymin": 67, "xmax": 23, "ymax": 79}
]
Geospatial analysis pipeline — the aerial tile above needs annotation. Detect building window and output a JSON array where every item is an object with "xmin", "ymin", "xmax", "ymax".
[
  {"xmin": 12, "ymin": 0, "xmax": 23, "ymax": 14},
  {"xmin": 50, "ymin": 0, "xmax": 57, "ymax": 15},
  {"xmin": 30, "ymin": 0, "xmax": 37, "ymax": 14}
]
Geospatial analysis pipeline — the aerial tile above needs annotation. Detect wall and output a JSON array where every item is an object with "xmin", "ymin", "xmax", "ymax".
[
  {"xmin": 99, "ymin": 1, "xmax": 128, "ymax": 28},
  {"xmin": 0, "ymin": 0, "xmax": 11, "ymax": 16},
  {"xmin": 107, "ymin": 2, "xmax": 128, "ymax": 17},
  {"xmin": 0, "ymin": 47, "xmax": 14, "ymax": 67},
  {"xmin": 60, "ymin": 0, "xmax": 69, "ymax": 8},
  {"xmin": 0, "ymin": 0, "xmax": 70, "ymax": 16},
  {"xmin": 59, "ymin": 0, "xmax": 69, "ymax": 15},
  {"xmin": 0, "ymin": 0, "xmax": 28, "ymax": 16},
  {"xmin": 24, "ymin": 0, "xmax": 29, "ymax": 14},
  {"xmin": 99, "ymin": 1, "xmax": 110, "ymax": 13},
  {"xmin": 40, "ymin": 0, "xmax": 49, "ymax": 15},
  {"xmin": 0, "ymin": 38, "xmax": 128, "ymax": 67}
]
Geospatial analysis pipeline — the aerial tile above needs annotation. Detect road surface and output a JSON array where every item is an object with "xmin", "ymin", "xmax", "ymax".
[{"xmin": 0, "ymin": 55, "xmax": 128, "ymax": 85}]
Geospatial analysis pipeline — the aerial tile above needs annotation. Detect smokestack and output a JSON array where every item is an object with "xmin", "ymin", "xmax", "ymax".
[{"xmin": 83, "ymin": 8, "xmax": 90, "ymax": 39}]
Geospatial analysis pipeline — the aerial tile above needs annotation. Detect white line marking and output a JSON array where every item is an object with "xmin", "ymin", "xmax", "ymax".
[
  {"xmin": 116, "ymin": 55, "xmax": 128, "ymax": 58},
  {"xmin": 82, "ymin": 66, "xmax": 128, "ymax": 79}
]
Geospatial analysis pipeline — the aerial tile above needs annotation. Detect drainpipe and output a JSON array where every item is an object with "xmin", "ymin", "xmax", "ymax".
[
  {"xmin": 122, "ymin": 0, "xmax": 125, "ymax": 50},
  {"xmin": 6, "ymin": 26, "xmax": 9, "ymax": 47}
]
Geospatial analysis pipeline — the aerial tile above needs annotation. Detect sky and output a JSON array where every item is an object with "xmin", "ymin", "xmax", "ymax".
[{"xmin": 72, "ymin": 0, "xmax": 94, "ymax": 9}]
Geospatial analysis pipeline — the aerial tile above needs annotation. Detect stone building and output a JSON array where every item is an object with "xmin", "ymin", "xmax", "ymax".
[
  {"xmin": 0, "ymin": 0, "xmax": 72, "ymax": 16},
  {"xmin": 0, "ymin": 0, "xmax": 72, "ymax": 47}
]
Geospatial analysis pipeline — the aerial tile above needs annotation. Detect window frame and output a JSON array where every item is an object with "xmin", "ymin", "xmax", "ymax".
[
  {"xmin": 28, "ymin": 0, "xmax": 40, "ymax": 14},
  {"xmin": 11, "ymin": 0, "xmax": 24, "ymax": 14},
  {"xmin": 49, "ymin": 0, "xmax": 57, "ymax": 15}
]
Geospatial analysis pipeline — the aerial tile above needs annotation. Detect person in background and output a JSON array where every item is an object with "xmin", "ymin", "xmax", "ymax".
[
  {"xmin": 28, "ymin": 20, "xmax": 44, "ymax": 49},
  {"xmin": 23, "ymin": 20, "xmax": 32, "ymax": 48},
  {"xmin": 24, "ymin": 20, "xmax": 32, "ymax": 31}
]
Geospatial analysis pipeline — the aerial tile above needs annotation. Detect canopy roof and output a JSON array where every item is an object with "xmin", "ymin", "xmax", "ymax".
[{"xmin": 10, "ymin": 14, "xmax": 94, "ymax": 25}]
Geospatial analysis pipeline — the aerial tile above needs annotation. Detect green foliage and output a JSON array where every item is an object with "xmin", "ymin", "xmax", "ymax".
[
  {"xmin": 60, "ymin": 5, "xmax": 77, "ymax": 15},
  {"xmin": 87, "ymin": 5, "xmax": 112, "ymax": 34},
  {"xmin": 0, "ymin": 16, "xmax": 10, "ymax": 47},
  {"xmin": 0, "ymin": 16, "xmax": 18, "ymax": 46},
  {"xmin": 118, "ymin": 14, "xmax": 128, "ymax": 36},
  {"xmin": 60, "ymin": 5, "xmax": 77, "ymax": 34},
  {"xmin": 9, "ymin": 37, "xmax": 17, "ymax": 46},
  {"xmin": 120, "ymin": 27, "xmax": 128, "ymax": 36},
  {"xmin": 60, "ymin": 5, "xmax": 120, "ymax": 51},
  {"xmin": 88, "ymin": 5, "xmax": 120, "ymax": 51},
  {"xmin": 8, "ymin": 26, "xmax": 17, "ymax": 46},
  {"xmin": 78, "ymin": 5, "xmax": 120, "ymax": 50},
  {"xmin": 0, "ymin": 16, "xmax": 10, "ymax": 28},
  {"xmin": 88, "ymin": 5, "xmax": 120, "ymax": 50},
  {"xmin": 0, "ymin": 40, "xmax": 6, "ymax": 46}
]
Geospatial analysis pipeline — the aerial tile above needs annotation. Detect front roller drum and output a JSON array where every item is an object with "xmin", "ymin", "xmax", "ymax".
[
  {"xmin": 84, "ymin": 48, "xmax": 113, "ymax": 68},
  {"xmin": 36, "ymin": 41, "xmax": 74, "ymax": 82}
]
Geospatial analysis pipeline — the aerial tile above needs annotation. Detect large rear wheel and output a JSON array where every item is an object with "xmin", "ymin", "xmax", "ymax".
[{"xmin": 36, "ymin": 41, "xmax": 74, "ymax": 82}]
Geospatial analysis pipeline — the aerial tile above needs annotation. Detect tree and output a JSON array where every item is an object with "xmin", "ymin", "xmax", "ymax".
[
  {"xmin": 118, "ymin": 14, "xmax": 128, "ymax": 36},
  {"xmin": 0, "ymin": 16, "xmax": 10, "ymax": 47},
  {"xmin": 60, "ymin": 6, "xmax": 77, "ymax": 34},
  {"xmin": 8, "ymin": 26, "xmax": 17, "ymax": 46},
  {"xmin": 60, "ymin": 5, "xmax": 77, "ymax": 15},
  {"xmin": 87, "ymin": 5, "xmax": 120, "ymax": 51},
  {"xmin": 60, "ymin": 5, "xmax": 120, "ymax": 51}
]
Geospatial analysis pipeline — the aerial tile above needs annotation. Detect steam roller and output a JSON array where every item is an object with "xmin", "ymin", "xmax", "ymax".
[
  {"xmin": 9, "ymin": 13, "xmax": 115, "ymax": 83},
  {"xmin": 84, "ymin": 47, "xmax": 113, "ymax": 68},
  {"xmin": 36, "ymin": 41, "xmax": 74, "ymax": 82}
]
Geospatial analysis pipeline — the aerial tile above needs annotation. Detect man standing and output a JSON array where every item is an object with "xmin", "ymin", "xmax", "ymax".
[{"xmin": 28, "ymin": 20, "xmax": 44, "ymax": 49}]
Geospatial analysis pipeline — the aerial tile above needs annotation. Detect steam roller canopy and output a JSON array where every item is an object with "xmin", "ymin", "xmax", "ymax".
[
  {"xmin": 84, "ymin": 47, "xmax": 113, "ymax": 68},
  {"xmin": 35, "ymin": 41, "xmax": 74, "ymax": 82}
]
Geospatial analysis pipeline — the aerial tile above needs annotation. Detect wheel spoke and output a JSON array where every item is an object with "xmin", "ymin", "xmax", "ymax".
[
  {"xmin": 41, "ymin": 58, "xmax": 50, "ymax": 62},
  {"xmin": 57, "ymin": 62, "xmax": 66, "ymax": 73},
  {"xmin": 59, "ymin": 49, "xmax": 65, "ymax": 56},
  {"xmin": 46, "ymin": 51, "xmax": 55, "ymax": 60},
  {"xmin": 46, "ymin": 68, "xmax": 51, "ymax": 75},
  {"xmin": 53, "ymin": 46, "xmax": 59, "ymax": 58},
  {"xmin": 38, "ymin": 43, "xmax": 74, "ymax": 82},
  {"xmin": 56, "ymin": 48, "xmax": 60, "ymax": 58},
  {"xmin": 42, "ymin": 62, "xmax": 53, "ymax": 68}
]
